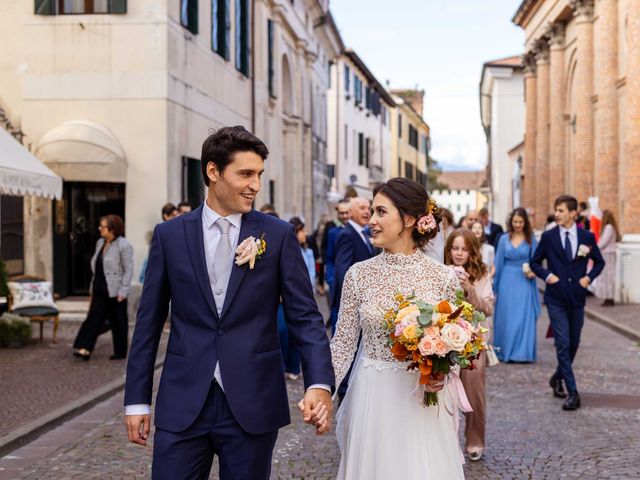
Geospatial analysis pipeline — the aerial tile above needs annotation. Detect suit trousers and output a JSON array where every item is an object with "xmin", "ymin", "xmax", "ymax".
[
  {"xmin": 73, "ymin": 292, "xmax": 128, "ymax": 357},
  {"xmin": 152, "ymin": 380, "xmax": 278, "ymax": 480},
  {"xmin": 546, "ymin": 302, "xmax": 584, "ymax": 393},
  {"xmin": 460, "ymin": 351, "xmax": 486, "ymax": 451}
]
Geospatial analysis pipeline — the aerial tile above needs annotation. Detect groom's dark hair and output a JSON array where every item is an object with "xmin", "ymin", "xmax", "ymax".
[
  {"xmin": 554, "ymin": 195, "xmax": 578, "ymax": 212},
  {"xmin": 201, "ymin": 126, "xmax": 269, "ymax": 186}
]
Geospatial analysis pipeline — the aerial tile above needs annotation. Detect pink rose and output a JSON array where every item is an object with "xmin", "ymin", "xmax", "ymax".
[
  {"xmin": 441, "ymin": 323, "xmax": 471, "ymax": 352},
  {"xmin": 423, "ymin": 325, "xmax": 440, "ymax": 340},
  {"xmin": 418, "ymin": 336, "xmax": 437, "ymax": 356},
  {"xmin": 435, "ymin": 340, "xmax": 449, "ymax": 357}
]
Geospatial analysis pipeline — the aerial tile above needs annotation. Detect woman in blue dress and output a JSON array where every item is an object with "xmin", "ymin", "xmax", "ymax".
[{"xmin": 493, "ymin": 207, "xmax": 541, "ymax": 362}]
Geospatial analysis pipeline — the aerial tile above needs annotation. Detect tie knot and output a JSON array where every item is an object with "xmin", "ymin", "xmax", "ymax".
[
  {"xmin": 216, "ymin": 218, "xmax": 230, "ymax": 235},
  {"xmin": 565, "ymin": 231, "xmax": 570, "ymax": 238}
]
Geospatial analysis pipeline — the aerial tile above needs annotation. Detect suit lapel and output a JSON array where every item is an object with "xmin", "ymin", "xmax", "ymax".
[
  {"xmin": 220, "ymin": 210, "xmax": 262, "ymax": 319},
  {"xmin": 184, "ymin": 207, "xmax": 220, "ymax": 322}
]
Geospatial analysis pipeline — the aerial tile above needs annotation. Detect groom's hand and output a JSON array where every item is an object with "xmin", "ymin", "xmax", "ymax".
[
  {"xmin": 125, "ymin": 414, "xmax": 151, "ymax": 446},
  {"xmin": 301, "ymin": 388, "xmax": 333, "ymax": 435}
]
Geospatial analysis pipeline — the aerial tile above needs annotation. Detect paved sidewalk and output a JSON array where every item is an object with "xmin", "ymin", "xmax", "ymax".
[
  {"xmin": 2, "ymin": 307, "xmax": 639, "ymax": 479},
  {"xmin": 584, "ymin": 296, "xmax": 640, "ymax": 341}
]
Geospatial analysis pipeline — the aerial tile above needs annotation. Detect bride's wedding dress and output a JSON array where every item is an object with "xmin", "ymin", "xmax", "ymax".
[{"xmin": 331, "ymin": 249, "xmax": 465, "ymax": 479}]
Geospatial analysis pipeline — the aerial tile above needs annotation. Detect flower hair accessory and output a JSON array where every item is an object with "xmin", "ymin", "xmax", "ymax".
[
  {"xmin": 427, "ymin": 198, "xmax": 439, "ymax": 215},
  {"xmin": 417, "ymin": 214, "xmax": 437, "ymax": 235}
]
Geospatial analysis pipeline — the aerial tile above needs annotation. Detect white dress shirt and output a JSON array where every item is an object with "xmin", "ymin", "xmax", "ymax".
[
  {"xmin": 126, "ymin": 203, "xmax": 328, "ymax": 416},
  {"xmin": 559, "ymin": 223, "xmax": 578, "ymax": 258}
]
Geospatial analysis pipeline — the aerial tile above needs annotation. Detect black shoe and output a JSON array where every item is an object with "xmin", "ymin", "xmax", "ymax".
[
  {"xmin": 549, "ymin": 375, "xmax": 567, "ymax": 399},
  {"xmin": 73, "ymin": 350, "xmax": 91, "ymax": 361},
  {"xmin": 562, "ymin": 392, "xmax": 581, "ymax": 410},
  {"xmin": 109, "ymin": 354, "xmax": 126, "ymax": 360}
]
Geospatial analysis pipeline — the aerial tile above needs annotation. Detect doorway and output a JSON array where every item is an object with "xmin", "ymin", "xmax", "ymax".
[{"xmin": 53, "ymin": 182, "xmax": 125, "ymax": 297}]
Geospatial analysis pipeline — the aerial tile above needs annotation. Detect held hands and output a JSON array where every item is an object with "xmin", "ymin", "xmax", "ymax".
[
  {"xmin": 297, "ymin": 388, "xmax": 333, "ymax": 435},
  {"xmin": 125, "ymin": 414, "xmax": 150, "ymax": 446},
  {"xmin": 579, "ymin": 276, "xmax": 591, "ymax": 289}
]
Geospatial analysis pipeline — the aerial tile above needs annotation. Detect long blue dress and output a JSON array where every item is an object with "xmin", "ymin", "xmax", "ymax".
[{"xmin": 493, "ymin": 234, "xmax": 541, "ymax": 362}]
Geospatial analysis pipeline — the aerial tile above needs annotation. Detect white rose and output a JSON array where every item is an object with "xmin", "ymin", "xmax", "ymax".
[{"xmin": 440, "ymin": 323, "xmax": 470, "ymax": 352}]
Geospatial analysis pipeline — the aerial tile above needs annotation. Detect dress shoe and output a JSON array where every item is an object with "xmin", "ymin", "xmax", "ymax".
[
  {"xmin": 549, "ymin": 375, "xmax": 567, "ymax": 399},
  {"xmin": 562, "ymin": 392, "xmax": 581, "ymax": 411}
]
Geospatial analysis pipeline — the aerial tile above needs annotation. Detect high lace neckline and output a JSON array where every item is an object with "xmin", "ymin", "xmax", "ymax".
[{"xmin": 381, "ymin": 248, "xmax": 424, "ymax": 267}]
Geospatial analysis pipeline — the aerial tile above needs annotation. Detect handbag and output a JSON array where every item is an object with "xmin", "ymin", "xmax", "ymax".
[{"xmin": 486, "ymin": 345, "xmax": 500, "ymax": 367}]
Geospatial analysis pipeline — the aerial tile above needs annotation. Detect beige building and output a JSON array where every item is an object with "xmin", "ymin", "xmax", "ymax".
[
  {"xmin": 430, "ymin": 171, "xmax": 490, "ymax": 223},
  {"xmin": 327, "ymin": 49, "xmax": 394, "ymax": 199},
  {"xmin": 513, "ymin": 0, "xmax": 640, "ymax": 301},
  {"xmin": 0, "ymin": 0, "xmax": 341, "ymax": 295},
  {"xmin": 390, "ymin": 89, "xmax": 430, "ymax": 187}
]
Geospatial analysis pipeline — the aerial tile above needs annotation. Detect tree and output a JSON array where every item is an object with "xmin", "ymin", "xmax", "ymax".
[{"xmin": 426, "ymin": 156, "xmax": 448, "ymax": 192}]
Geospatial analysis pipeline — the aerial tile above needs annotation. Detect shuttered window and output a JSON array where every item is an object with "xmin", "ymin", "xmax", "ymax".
[
  {"xmin": 180, "ymin": 0, "xmax": 198, "ymax": 34},
  {"xmin": 212, "ymin": 0, "xmax": 230, "ymax": 59},
  {"xmin": 235, "ymin": 0, "xmax": 250, "ymax": 76},
  {"xmin": 35, "ymin": 0, "xmax": 126, "ymax": 14},
  {"xmin": 268, "ymin": 19, "xmax": 275, "ymax": 97}
]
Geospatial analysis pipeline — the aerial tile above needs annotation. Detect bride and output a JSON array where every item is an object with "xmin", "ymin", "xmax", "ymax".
[{"xmin": 331, "ymin": 177, "xmax": 465, "ymax": 479}]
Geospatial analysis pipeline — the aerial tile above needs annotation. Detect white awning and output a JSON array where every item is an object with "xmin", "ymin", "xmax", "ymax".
[{"xmin": 0, "ymin": 127, "xmax": 62, "ymax": 200}]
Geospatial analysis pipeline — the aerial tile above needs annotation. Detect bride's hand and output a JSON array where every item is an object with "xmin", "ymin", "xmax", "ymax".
[{"xmin": 424, "ymin": 373, "xmax": 445, "ymax": 393}]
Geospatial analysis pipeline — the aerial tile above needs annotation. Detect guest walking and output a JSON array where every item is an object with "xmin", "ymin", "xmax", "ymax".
[
  {"xmin": 471, "ymin": 220, "xmax": 495, "ymax": 278},
  {"xmin": 493, "ymin": 207, "xmax": 540, "ymax": 363},
  {"xmin": 73, "ymin": 215, "xmax": 134, "ymax": 360},
  {"xmin": 595, "ymin": 210, "xmax": 619, "ymax": 306},
  {"xmin": 479, "ymin": 207, "xmax": 504, "ymax": 248},
  {"xmin": 531, "ymin": 195, "xmax": 605, "ymax": 410},
  {"xmin": 444, "ymin": 228, "xmax": 494, "ymax": 462},
  {"xmin": 277, "ymin": 217, "xmax": 316, "ymax": 380}
]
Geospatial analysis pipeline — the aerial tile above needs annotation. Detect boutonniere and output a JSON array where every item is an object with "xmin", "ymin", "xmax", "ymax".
[
  {"xmin": 577, "ymin": 244, "xmax": 591, "ymax": 257},
  {"xmin": 235, "ymin": 234, "xmax": 266, "ymax": 270}
]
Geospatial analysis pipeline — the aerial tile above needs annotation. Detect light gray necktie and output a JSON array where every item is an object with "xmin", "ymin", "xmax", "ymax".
[{"xmin": 213, "ymin": 218, "xmax": 233, "ymax": 294}]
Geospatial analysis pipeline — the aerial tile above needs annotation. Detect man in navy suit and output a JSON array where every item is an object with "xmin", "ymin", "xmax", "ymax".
[
  {"xmin": 479, "ymin": 207, "xmax": 504, "ymax": 248},
  {"xmin": 124, "ymin": 126, "xmax": 334, "ymax": 479},
  {"xmin": 332, "ymin": 197, "xmax": 375, "ymax": 399},
  {"xmin": 530, "ymin": 195, "xmax": 604, "ymax": 411}
]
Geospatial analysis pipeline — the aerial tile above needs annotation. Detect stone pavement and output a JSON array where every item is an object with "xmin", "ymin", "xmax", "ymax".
[
  {"xmin": 0, "ymin": 316, "xmax": 168, "ymax": 441},
  {"xmin": 584, "ymin": 296, "xmax": 640, "ymax": 340},
  {"xmin": 2, "ymin": 307, "xmax": 639, "ymax": 479}
]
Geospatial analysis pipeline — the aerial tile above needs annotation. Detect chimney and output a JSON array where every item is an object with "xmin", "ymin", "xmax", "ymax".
[{"xmin": 390, "ymin": 89, "xmax": 425, "ymax": 117}]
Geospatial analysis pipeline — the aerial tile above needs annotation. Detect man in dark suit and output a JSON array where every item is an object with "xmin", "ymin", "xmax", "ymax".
[
  {"xmin": 124, "ymin": 126, "xmax": 334, "ymax": 479},
  {"xmin": 479, "ymin": 207, "xmax": 504, "ymax": 248},
  {"xmin": 530, "ymin": 195, "xmax": 605, "ymax": 411},
  {"xmin": 332, "ymin": 197, "xmax": 375, "ymax": 399}
]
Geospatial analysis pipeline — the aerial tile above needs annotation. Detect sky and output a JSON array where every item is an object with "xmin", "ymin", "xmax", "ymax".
[{"xmin": 330, "ymin": 0, "xmax": 525, "ymax": 171}]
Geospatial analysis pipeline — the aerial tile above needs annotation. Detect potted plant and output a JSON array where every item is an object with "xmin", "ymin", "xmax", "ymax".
[{"xmin": 0, "ymin": 312, "xmax": 32, "ymax": 348}]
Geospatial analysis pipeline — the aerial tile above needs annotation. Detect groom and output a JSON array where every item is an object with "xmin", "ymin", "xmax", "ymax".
[
  {"xmin": 124, "ymin": 126, "xmax": 335, "ymax": 479},
  {"xmin": 530, "ymin": 195, "xmax": 604, "ymax": 411}
]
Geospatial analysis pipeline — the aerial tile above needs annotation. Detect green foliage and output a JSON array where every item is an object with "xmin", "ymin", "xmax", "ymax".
[
  {"xmin": 0, "ymin": 313, "xmax": 32, "ymax": 347},
  {"xmin": 0, "ymin": 258, "xmax": 9, "ymax": 298}
]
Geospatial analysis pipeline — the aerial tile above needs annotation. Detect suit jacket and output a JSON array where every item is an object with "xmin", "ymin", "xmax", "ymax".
[
  {"xmin": 332, "ymin": 223, "xmax": 374, "ymax": 310},
  {"xmin": 530, "ymin": 226, "xmax": 605, "ymax": 308},
  {"xmin": 486, "ymin": 222, "xmax": 504, "ymax": 248},
  {"xmin": 89, "ymin": 236, "xmax": 134, "ymax": 298},
  {"xmin": 324, "ymin": 225, "xmax": 343, "ymax": 288},
  {"xmin": 124, "ymin": 207, "xmax": 334, "ymax": 435}
]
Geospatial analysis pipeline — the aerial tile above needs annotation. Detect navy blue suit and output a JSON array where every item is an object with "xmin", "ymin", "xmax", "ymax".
[
  {"xmin": 124, "ymin": 207, "xmax": 334, "ymax": 479},
  {"xmin": 530, "ymin": 226, "xmax": 604, "ymax": 393}
]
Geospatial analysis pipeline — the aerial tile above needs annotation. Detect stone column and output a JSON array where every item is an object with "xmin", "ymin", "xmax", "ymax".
[
  {"xmin": 548, "ymin": 23, "xmax": 566, "ymax": 203},
  {"xmin": 523, "ymin": 53, "xmax": 537, "ymax": 214},
  {"xmin": 571, "ymin": 0, "xmax": 595, "ymax": 199},
  {"xmin": 535, "ymin": 41, "xmax": 550, "ymax": 227},
  {"xmin": 593, "ymin": 0, "xmax": 619, "ymax": 218},
  {"xmin": 622, "ymin": 2, "xmax": 640, "ymax": 233}
]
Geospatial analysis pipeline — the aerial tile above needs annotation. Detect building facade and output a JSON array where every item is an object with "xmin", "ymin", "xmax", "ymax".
[
  {"xmin": 0, "ymin": 0, "xmax": 341, "ymax": 294},
  {"xmin": 390, "ymin": 90, "xmax": 430, "ymax": 187},
  {"xmin": 327, "ymin": 49, "xmax": 394, "ymax": 199},
  {"xmin": 479, "ymin": 55, "xmax": 526, "ymax": 227},
  {"xmin": 430, "ymin": 171, "xmax": 490, "ymax": 223},
  {"xmin": 513, "ymin": 0, "xmax": 640, "ymax": 302}
]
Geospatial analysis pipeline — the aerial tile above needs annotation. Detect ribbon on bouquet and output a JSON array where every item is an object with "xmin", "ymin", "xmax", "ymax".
[{"xmin": 448, "ymin": 369, "xmax": 473, "ymax": 413}]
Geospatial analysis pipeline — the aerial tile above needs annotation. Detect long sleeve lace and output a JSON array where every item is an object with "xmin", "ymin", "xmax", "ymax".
[{"xmin": 330, "ymin": 267, "xmax": 361, "ymax": 388}]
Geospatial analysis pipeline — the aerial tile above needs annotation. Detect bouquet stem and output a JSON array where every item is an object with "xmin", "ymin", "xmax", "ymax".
[{"xmin": 423, "ymin": 391, "xmax": 439, "ymax": 407}]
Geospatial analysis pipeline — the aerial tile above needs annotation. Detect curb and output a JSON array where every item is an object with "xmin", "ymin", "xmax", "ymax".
[
  {"xmin": 584, "ymin": 307, "xmax": 640, "ymax": 343},
  {"xmin": 0, "ymin": 358, "xmax": 164, "ymax": 458}
]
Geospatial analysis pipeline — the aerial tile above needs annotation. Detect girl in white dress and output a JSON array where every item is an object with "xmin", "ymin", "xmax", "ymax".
[{"xmin": 331, "ymin": 178, "xmax": 465, "ymax": 480}]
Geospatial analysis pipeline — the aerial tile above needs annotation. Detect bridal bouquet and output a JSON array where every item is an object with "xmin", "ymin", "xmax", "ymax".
[{"xmin": 382, "ymin": 290, "xmax": 488, "ymax": 407}]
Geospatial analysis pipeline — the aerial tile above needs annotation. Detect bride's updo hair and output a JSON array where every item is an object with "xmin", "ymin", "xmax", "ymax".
[{"xmin": 373, "ymin": 177, "xmax": 442, "ymax": 249}]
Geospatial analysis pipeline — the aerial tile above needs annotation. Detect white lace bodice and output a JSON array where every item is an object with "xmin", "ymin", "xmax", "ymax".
[{"xmin": 330, "ymin": 249, "xmax": 460, "ymax": 387}]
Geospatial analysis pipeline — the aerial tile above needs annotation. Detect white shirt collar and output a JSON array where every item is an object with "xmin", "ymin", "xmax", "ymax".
[
  {"xmin": 202, "ymin": 201, "xmax": 243, "ymax": 230},
  {"xmin": 559, "ymin": 222, "xmax": 577, "ymax": 237},
  {"xmin": 348, "ymin": 219, "xmax": 366, "ymax": 234}
]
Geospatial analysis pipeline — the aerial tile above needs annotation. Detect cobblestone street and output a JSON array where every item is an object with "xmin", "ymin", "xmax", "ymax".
[{"xmin": 1, "ymin": 309, "xmax": 639, "ymax": 479}]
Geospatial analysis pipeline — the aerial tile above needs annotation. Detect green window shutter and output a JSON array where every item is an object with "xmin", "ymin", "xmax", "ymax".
[
  {"xmin": 108, "ymin": 0, "xmax": 127, "ymax": 13},
  {"xmin": 34, "ymin": 0, "xmax": 55, "ymax": 15},
  {"xmin": 224, "ymin": 0, "xmax": 231, "ymax": 60}
]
